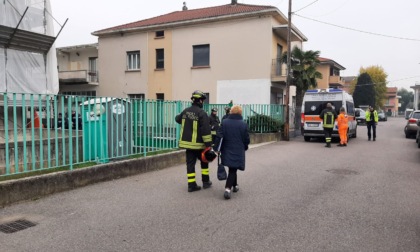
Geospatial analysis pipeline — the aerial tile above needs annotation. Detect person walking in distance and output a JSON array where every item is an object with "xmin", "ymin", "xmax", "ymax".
[
  {"xmin": 337, "ymin": 107, "xmax": 348, "ymax": 147},
  {"xmin": 214, "ymin": 105, "xmax": 250, "ymax": 200},
  {"xmin": 365, "ymin": 106, "xmax": 378, "ymax": 141},
  {"xmin": 175, "ymin": 90, "xmax": 213, "ymax": 192},
  {"xmin": 209, "ymin": 108, "xmax": 220, "ymax": 145},
  {"xmin": 222, "ymin": 106, "xmax": 230, "ymax": 121},
  {"xmin": 319, "ymin": 103, "xmax": 337, "ymax": 148}
]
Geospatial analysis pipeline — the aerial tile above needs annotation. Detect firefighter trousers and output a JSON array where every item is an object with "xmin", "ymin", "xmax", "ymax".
[{"xmin": 186, "ymin": 149, "xmax": 210, "ymax": 187}]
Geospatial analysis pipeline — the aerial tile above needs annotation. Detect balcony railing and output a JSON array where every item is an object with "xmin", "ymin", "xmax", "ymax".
[
  {"xmin": 271, "ymin": 58, "xmax": 287, "ymax": 82},
  {"xmin": 59, "ymin": 70, "xmax": 99, "ymax": 85}
]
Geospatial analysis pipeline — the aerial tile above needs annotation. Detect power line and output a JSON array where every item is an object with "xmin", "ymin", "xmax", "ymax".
[
  {"xmin": 293, "ymin": 0, "xmax": 319, "ymax": 13},
  {"xmin": 343, "ymin": 75, "xmax": 420, "ymax": 87},
  {"xmin": 294, "ymin": 14, "xmax": 420, "ymax": 42}
]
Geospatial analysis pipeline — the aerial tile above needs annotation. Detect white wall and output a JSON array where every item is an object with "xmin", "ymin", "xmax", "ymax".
[{"xmin": 217, "ymin": 79, "xmax": 271, "ymax": 104}]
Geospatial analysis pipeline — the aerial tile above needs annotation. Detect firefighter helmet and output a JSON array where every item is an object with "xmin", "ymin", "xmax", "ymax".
[
  {"xmin": 201, "ymin": 147, "xmax": 217, "ymax": 163},
  {"xmin": 191, "ymin": 90, "xmax": 207, "ymax": 100},
  {"xmin": 211, "ymin": 107, "xmax": 218, "ymax": 112}
]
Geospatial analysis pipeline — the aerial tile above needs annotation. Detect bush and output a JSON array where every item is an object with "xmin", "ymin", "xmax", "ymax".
[{"xmin": 246, "ymin": 114, "xmax": 283, "ymax": 133}]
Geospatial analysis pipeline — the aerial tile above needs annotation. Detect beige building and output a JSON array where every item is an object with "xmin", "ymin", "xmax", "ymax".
[
  {"xmin": 57, "ymin": 43, "xmax": 99, "ymax": 97},
  {"xmin": 316, "ymin": 57, "xmax": 346, "ymax": 90},
  {"xmin": 91, "ymin": 1, "xmax": 307, "ymax": 104}
]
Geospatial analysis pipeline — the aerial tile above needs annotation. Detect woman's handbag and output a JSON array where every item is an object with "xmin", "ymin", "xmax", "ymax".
[{"xmin": 217, "ymin": 154, "xmax": 227, "ymax": 181}]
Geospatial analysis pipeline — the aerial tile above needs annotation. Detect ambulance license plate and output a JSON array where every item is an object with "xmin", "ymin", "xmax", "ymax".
[{"xmin": 307, "ymin": 123, "xmax": 318, "ymax": 127}]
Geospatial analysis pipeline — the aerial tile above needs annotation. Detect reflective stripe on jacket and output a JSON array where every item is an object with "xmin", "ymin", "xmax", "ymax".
[
  {"xmin": 319, "ymin": 108, "xmax": 337, "ymax": 129},
  {"xmin": 175, "ymin": 103, "xmax": 212, "ymax": 150}
]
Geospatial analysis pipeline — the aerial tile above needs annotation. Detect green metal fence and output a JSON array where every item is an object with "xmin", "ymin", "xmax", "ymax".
[{"xmin": 0, "ymin": 93, "xmax": 283, "ymax": 177}]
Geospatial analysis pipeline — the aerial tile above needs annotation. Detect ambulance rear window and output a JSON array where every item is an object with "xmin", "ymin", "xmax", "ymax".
[{"xmin": 304, "ymin": 101, "xmax": 341, "ymax": 115}]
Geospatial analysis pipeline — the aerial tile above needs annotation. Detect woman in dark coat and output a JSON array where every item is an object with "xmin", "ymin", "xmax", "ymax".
[{"xmin": 215, "ymin": 105, "xmax": 250, "ymax": 200}]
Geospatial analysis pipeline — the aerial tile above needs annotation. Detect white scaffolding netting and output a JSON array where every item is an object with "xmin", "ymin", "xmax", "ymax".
[{"xmin": 0, "ymin": 0, "xmax": 59, "ymax": 95}]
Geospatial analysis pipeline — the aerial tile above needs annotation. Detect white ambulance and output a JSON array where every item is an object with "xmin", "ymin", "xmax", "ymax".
[{"xmin": 301, "ymin": 88, "xmax": 357, "ymax": 142}]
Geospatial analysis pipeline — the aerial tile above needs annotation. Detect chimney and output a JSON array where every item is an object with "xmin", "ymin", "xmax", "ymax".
[
  {"xmin": 231, "ymin": 0, "xmax": 237, "ymax": 4},
  {"xmin": 182, "ymin": 2, "xmax": 188, "ymax": 11}
]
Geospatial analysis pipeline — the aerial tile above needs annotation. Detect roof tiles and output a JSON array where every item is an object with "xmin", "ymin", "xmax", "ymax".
[{"xmin": 95, "ymin": 4, "xmax": 276, "ymax": 34}]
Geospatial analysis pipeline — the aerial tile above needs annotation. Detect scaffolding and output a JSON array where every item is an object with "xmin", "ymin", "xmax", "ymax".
[{"xmin": 0, "ymin": 0, "xmax": 67, "ymax": 96}]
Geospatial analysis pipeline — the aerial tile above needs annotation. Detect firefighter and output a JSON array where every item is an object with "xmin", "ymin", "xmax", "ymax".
[
  {"xmin": 337, "ymin": 107, "xmax": 348, "ymax": 147},
  {"xmin": 175, "ymin": 90, "xmax": 213, "ymax": 192},
  {"xmin": 319, "ymin": 102, "xmax": 337, "ymax": 148},
  {"xmin": 209, "ymin": 108, "xmax": 220, "ymax": 145}
]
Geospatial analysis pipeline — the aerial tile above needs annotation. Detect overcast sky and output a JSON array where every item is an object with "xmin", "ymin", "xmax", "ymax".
[{"xmin": 50, "ymin": 0, "xmax": 420, "ymax": 91}]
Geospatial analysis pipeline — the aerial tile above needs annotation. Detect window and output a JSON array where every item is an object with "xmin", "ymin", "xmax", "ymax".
[
  {"xmin": 204, "ymin": 93, "xmax": 210, "ymax": 105},
  {"xmin": 127, "ymin": 51, "xmax": 140, "ymax": 70},
  {"xmin": 193, "ymin": 44, "xmax": 210, "ymax": 67},
  {"xmin": 156, "ymin": 93, "xmax": 164, "ymax": 100},
  {"xmin": 155, "ymin": 30, "xmax": 164, "ymax": 38},
  {"xmin": 156, "ymin": 49, "xmax": 164, "ymax": 69},
  {"xmin": 128, "ymin": 93, "xmax": 145, "ymax": 100},
  {"xmin": 88, "ymin": 57, "xmax": 98, "ymax": 82}
]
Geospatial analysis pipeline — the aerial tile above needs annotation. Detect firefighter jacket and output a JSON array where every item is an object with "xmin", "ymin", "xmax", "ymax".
[
  {"xmin": 365, "ymin": 110, "xmax": 378, "ymax": 123},
  {"xmin": 175, "ymin": 103, "xmax": 212, "ymax": 150},
  {"xmin": 209, "ymin": 114, "xmax": 220, "ymax": 135},
  {"xmin": 319, "ymin": 108, "xmax": 337, "ymax": 129}
]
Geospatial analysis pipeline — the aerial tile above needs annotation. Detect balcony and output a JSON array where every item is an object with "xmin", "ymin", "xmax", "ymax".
[
  {"xmin": 59, "ymin": 70, "xmax": 99, "ymax": 85},
  {"xmin": 329, "ymin": 76, "xmax": 345, "ymax": 86},
  {"xmin": 271, "ymin": 58, "xmax": 287, "ymax": 83}
]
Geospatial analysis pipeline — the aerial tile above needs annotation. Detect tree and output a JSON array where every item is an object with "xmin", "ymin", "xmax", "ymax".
[
  {"xmin": 353, "ymin": 73, "xmax": 375, "ymax": 107},
  {"xmin": 397, "ymin": 88, "xmax": 414, "ymax": 112},
  {"xmin": 359, "ymin": 66, "xmax": 388, "ymax": 109},
  {"xmin": 282, "ymin": 46, "xmax": 322, "ymax": 133}
]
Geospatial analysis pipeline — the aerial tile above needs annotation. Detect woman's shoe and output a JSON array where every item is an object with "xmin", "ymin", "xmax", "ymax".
[
  {"xmin": 224, "ymin": 189, "xmax": 231, "ymax": 199},
  {"xmin": 233, "ymin": 185, "xmax": 239, "ymax": 192}
]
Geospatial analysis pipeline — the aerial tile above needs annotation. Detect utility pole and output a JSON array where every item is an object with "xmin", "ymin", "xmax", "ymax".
[{"xmin": 284, "ymin": 0, "xmax": 292, "ymax": 141}]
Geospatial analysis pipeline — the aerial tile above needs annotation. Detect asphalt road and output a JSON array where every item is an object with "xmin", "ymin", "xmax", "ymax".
[{"xmin": 1, "ymin": 117, "xmax": 420, "ymax": 252}]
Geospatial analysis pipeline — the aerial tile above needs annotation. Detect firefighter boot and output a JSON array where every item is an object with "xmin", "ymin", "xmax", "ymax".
[
  {"xmin": 188, "ymin": 184, "xmax": 201, "ymax": 192},
  {"xmin": 203, "ymin": 181, "xmax": 212, "ymax": 189},
  {"xmin": 325, "ymin": 142, "xmax": 331, "ymax": 148}
]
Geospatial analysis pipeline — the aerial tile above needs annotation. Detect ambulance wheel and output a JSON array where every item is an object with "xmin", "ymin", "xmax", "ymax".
[{"xmin": 304, "ymin": 136, "xmax": 310, "ymax": 142}]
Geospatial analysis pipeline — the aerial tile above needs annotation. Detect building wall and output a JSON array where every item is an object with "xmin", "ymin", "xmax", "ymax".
[
  {"xmin": 147, "ymin": 30, "xmax": 173, "ymax": 100},
  {"xmin": 171, "ymin": 16, "xmax": 274, "ymax": 103},
  {"xmin": 317, "ymin": 65, "xmax": 330, "ymax": 89},
  {"xmin": 98, "ymin": 33, "xmax": 149, "ymax": 97}
]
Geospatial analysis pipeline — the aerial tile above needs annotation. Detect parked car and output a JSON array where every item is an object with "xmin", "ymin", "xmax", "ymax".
[
  {"xmin": 378, "ymin": 111, "xmax": 387, "ymax": 121},
  {"xmin": 404, "ymin": 110, "xmax": 420, "ymax": 138},
  {"xmin": 416, "ymin": 120, "xmax": 420, "ymax": 148},
  {"xmin": 355, "ymin": 108, "xmax": 366, "ymax": 125}
]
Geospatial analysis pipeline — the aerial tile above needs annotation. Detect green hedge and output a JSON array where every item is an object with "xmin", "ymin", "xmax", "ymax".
[{"xmin": 246, "ymin": 114, "xmax": 283, "ymax": 133}]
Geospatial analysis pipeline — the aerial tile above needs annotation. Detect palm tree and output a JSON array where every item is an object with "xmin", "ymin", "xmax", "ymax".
[{"xmin": 282, "ymin": 46, "xmax": 322, "ymax": 134}]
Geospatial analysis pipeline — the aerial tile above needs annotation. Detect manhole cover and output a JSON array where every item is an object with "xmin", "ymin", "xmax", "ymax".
[
  {"xmin": 326, "ymin": 169, "xmax": 359, "ymax": 175},
  {"xmin": 0, "ymin": 219, "xmax": 37, "ymax": 234}
]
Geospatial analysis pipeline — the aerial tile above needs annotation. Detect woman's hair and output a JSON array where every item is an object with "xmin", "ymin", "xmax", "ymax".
[{"xmin": 230, "ymin": 105, "xmax": 242, "ymax": 115}]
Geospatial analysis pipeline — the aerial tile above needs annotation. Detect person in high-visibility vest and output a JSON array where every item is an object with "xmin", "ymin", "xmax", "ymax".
[
  {"xmin": 337, "ymin": 107, "xmax": 349, "ymax": 147},
  {"xmin": 175, "ymin": 90, "xmax": 213, "ymax": 192},
  {"xmin": 319, "ymin": 103, "xmax": 337, "ymax": 148},
  {"xmin": 365, "ymin": 106, "xmax": 378, "ymax": 141}
]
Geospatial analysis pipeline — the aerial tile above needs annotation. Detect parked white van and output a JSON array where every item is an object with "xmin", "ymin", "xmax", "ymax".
[{"xmin": 301, "ymin": 88, "xmax": 357, "ymax": 142}]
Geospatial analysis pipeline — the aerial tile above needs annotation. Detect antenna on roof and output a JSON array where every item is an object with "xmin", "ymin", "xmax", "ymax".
[
  {"xmin": 231, "ymin": 0, "xmax": 238, "ymax": 4},
  {"xmin": 182, "ymin": 2, "xmax": 188, "ymax": 11}
]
